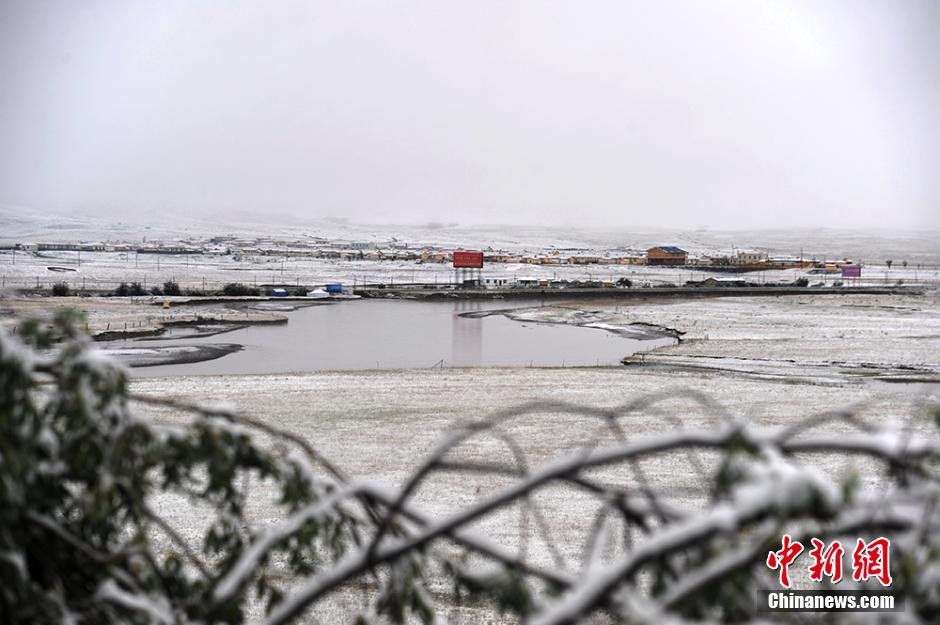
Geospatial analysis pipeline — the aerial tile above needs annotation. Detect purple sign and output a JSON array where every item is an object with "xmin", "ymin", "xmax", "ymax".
[{"xmin": 841, "ymin": 265, "xmax": 861, "ymax": 278}]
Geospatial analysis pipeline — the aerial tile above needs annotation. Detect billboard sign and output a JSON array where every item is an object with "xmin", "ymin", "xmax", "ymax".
[
  {"xmin": 453, "ymin": 251, "xmax": 484, "ymax": 269},
  {"xmin": 841, "ymin": 265, "xmax": 861, "ymax": 278}
]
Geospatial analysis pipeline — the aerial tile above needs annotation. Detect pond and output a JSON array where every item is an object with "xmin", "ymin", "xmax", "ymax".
[{"xmin": 128, "ymin": 299, "xmax": 675, "ymax": 376}]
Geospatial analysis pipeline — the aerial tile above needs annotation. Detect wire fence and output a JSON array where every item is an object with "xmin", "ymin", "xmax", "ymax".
[{"xmin": 4, "ymin": 273, "xmax": 938, "ymax": 294}]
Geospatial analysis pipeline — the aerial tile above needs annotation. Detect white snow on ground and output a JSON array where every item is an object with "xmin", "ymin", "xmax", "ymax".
[
  {"xmin": 134, "ymin": 364, "xmax": 940, "ymax": 525},
  {"xmin": 132, "ymin": 365, "xmax": 940, "ymax": 623},
  {"xmin": 610, "ymin": 293, "xmax": 940, "ymax": 370},
  {"xmin": 0, "ymin": 296, "xmax": 288, "ymax": 337},
  {"xmin": 481, "ymin": 293, "xmax": 940, "ymax": 381}
]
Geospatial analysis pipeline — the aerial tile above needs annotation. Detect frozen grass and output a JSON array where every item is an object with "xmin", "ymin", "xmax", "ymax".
[
  {"xmin": 606, "ymin": 293, "xmax": 940, "ymax": 371},
  {"xmin": 132, "ymin": 365, "xmax": 939, "ymax": 622}
]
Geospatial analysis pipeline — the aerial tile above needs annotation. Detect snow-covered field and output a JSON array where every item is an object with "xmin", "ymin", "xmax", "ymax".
[
  {"xmin": 134, "ymin": 364, "xmax": 939, "ymax": 527},
  {"xmin": 499, "ymin": 292, "xmax": 940, "ymax": 380},
  {"xmin": 132, "ymin": 361, "xmax": 939, "ymax": 623}
]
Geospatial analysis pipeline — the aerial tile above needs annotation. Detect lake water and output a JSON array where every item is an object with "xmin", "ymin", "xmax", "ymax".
[{"xmin": 135, "ymin": 299, "xmax": 674, "ymax": 376}]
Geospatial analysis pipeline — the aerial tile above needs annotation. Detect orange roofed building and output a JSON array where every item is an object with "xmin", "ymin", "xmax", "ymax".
[{"xmin": 645, "ymin": 246, "xmax": 688, "ymax": 266}]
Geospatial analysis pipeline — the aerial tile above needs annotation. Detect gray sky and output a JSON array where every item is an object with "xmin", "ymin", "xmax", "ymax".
[{"xmin": 1, "ymin": 0, "xmax": 937, "ymax": 229}]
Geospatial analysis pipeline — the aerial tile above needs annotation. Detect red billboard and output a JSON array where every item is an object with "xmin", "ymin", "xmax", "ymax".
[
  {"xmin": 453, "ymin": 251, "xmax": 484, "ymax": 269},
  {"xmin": 841, "ymin": 265, "xmax": 861, "ymax": 278}
]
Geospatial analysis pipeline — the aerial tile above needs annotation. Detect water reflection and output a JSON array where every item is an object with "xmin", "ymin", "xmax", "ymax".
[
  {"xmin": 451, "ymin": 300, "xmax": 486, "ymax": 367},
  {"xmin": 135, "ymin": 299, "xmax": 672, "ymax": 376}
]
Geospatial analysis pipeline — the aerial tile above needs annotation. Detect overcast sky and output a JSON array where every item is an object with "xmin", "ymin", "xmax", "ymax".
[{"xmin": 1, "ymin": 0, "xmax": 937, "ymax": 230}]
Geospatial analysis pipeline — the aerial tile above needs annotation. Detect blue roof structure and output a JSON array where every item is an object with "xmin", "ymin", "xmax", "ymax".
[{"xmin": 653, "ymin": 246, "xmax": 687, "ymax": 254}]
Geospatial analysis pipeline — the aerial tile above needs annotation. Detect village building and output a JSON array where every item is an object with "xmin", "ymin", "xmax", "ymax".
[
  {"xmin": 567, "ymin": 254, "xmax": 602, "ymax": 264},
  {"xmin": 731, "ymin": 250, "xmax": 768, "ymax": 265},
  {"xmin": 483, "ymin": 252, "xmax": 514, "ymax": 263},
  {"xmin": 645, "ymin": 246, "xmax": 688, "ymax": 266}
]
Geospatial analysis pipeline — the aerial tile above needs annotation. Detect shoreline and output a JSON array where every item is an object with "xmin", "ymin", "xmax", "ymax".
[
  {"xmin": 8, "ymin": 290, "xmax": 939, "ymax": 381},
  {"xmin": 460, "ymin": 306, "xmax": 686, "ymax": 341},
  {"xmin": 91, "ymin": 315, "xmax": 287, "ymax": 341},
  {"xmin": 102, "ymin": 342, "xmax": 244, "ymax": 368}
]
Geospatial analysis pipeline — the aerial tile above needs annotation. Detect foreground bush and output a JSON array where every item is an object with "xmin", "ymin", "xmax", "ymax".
[
  {"xmin": 2, "ymin": 312, "xmax": 940, "ymax": 624},
  {"xmin": 1, "ymin": 311, "xmax": 357, "ymax": 624}
]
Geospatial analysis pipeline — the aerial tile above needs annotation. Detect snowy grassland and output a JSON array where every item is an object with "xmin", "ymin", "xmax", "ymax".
[
  {"xmin": 131, "ymin": 364, "xmax": 940, "ymax": 623},
  {"xmin": 500, "ymin": 293, "xmax": 940, "ymax": 381}
]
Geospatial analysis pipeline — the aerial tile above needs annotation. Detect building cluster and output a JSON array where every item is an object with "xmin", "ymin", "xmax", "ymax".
[
  {"xmin": 4, "ymin": 237, "xmax": 856, "ymax": 272},
  {"xmin": 9, "ymin": 242, "xmax": 204, "ymax": 254}
]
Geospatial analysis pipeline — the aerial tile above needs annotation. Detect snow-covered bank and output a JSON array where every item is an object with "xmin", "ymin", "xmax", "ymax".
[
  {"xmin": 464, "ymin": 305, "xmax": 684, "ymax": 341},
  {"xmin": 483, "ymin": 293, "xmax": 940, "ymax": 384},
  {"xmin": 100, "ymin": 343, "xmax": 243, "ymax": 367},
  {"xmin": 0, "ymin": 295, "xmax": 291, "ymax": 338}
]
